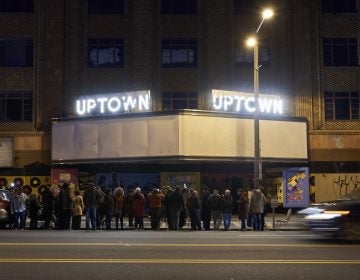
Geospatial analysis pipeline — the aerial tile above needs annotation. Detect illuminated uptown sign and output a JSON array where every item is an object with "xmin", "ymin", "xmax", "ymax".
[
  {"xmin": 75, "ymin": 90, "xmax": 151, "ymax": 116},
  {"xmin": 212, "ymin": 89, "xmax": 283, "ymax": 115}
]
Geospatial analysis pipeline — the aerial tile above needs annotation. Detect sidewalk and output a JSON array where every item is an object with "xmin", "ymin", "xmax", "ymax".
[{"xmin": 135, "ymin": 213, "xmax": 307, "ymax": 231}]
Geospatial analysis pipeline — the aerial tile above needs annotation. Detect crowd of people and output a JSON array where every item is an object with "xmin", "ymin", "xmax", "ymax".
[{"xmin": 2, "ymin": 183, "xmax": 269, "ymax": 231}]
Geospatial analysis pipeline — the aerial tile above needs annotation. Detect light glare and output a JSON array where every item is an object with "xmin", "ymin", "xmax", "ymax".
[{"xmin": 262, "ymin": 8, "xmax": 274, "ymax": 19}]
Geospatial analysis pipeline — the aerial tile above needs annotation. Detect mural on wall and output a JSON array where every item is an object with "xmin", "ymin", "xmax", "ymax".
[
  {"xmin": 95, "ymin": 172, "xmax": 160, "ymax": 194},
  {"xmin": 313, "ymin": 173, "xmax": 359, "ymax": 202},
  {"xmin": 282, "ymin": 167, "xmax": 310, "ymax": 208}
]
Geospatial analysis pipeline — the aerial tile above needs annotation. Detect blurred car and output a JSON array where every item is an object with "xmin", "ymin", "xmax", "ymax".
[
  {"xmin": 0, "ymin": 189, "xmax": 11, "ymax": 228},
  {"xmin": 301, "ymin": 188, "xmax": 360, "ymax": 241}
]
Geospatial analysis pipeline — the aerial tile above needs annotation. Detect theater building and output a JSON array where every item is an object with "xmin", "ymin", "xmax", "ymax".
[{"xmin": 0, "ymin": 1, "xmax": 359, "ymax": 202}]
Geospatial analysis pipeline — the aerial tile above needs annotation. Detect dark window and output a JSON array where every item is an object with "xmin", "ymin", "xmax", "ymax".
[
  {"xmin": 323, "ymin": 38, "xmax": 358, "ymax": 66},
  {"xmin": 0, "ymin": 37, "xmax": 33, "ymax": 67},
  {"xmin": 235, "ymin": 43, "xmax": 271, "ymax": 66},
  {"xmin": 0, "ymin": 0, "xmax": 33, "ymax": 12},
  {"xmin": 0, "ymin": 92, "xmax": 33, "ymax": 122},
  {"xmin": 234, "ymin": 0, "xmax": 262, "ymax": 15},
  {"xmin": 88, "ymin": 0, "xmax": 124, "ymax": 14},
  {"xmin": 87, "ymin": 38, "xmax": 124, "ymax": 67},
  {"xmin": 162, "ymin": 39, "xmax": 197, "ymax": 67},
  {"xmin": 325, "ymin": 91, "xmax": 359, "ymax": 121},
  {"xmin": 321, "ymin": 0, "xmax": 357, "ymax": 13},
  {"xmin": 161, "ymin": 0, "xmax": 197, "ymax": 14},
  {"xmin": 162, "ymin": 91, "xmax": 198, "ymax": 110}
]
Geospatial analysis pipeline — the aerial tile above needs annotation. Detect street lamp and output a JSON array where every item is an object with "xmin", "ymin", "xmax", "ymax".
[{"xmin": 246, "ymin": 8, "xmax": 274, "ymax": 188}]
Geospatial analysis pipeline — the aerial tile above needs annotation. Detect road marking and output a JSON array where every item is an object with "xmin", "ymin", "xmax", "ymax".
[
  {"xmin": 0, "ymin": 243, "xmax": 358, "ymax": 248},
  {"xmin": 0, "ymin": 258, "xmax": 359, "ymax": 264}
]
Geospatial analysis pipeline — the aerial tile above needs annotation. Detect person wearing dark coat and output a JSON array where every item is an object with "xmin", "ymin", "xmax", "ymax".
[
  {"xmin": 201, "ymin": 188, "xmax": 211, "ymax": 230},
  {"xmin": 28, "ymin": 194, "xmax": 41, "ymax": 229},
  {"xmin": 83, "ymin": 184, "xmax": 102, "ymax": 231},
  {"xmin": 42, "ymin": 185, "xmax": 56, "ymax": 229},
  {"xmin": 58, "ymin": 183, "xmax": 73, "ymax": 230},
  {"xmin": 222, "ymin": 190, "xmax": 233, "ymax": 231},
  {"xmin": 237, "ymin": 190, "xmax": 249, "ymax": 231},
  {"xmin": 103, "ymin": 189, "xmax": 114, "ymax": 230},
  {"xmin": 188, "ymin": 190, "xmax": 202, "ymax": 230},
  {"xmin": 169, "ymin": 187, "xmax": 185, "ymax": 230}
]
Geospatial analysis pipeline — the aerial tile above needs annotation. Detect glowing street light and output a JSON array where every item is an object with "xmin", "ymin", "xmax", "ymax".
[{"xmin": 246, "ymin": 8, "xmax": 274, "ymax": 188}]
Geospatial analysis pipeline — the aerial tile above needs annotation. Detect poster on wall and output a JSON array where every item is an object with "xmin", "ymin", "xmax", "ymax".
[
  {"xmin": 282, "ymin": 167, "xmax": 310, "ymax": 208},
  {"xmin": 160, "ymin": 172, "xmax": 200, "ymax": 194},
  {"xmin": 51, "ymin": 168, "xmax": 79, "ymax": 190}
]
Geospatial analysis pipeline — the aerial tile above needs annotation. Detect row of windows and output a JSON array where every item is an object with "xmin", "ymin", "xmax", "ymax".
[
  {"xmin": 1, "ymin": 91, "xmax": 358, "ymax": 123},
  {"xmin": 1, "ymin": 36, "xmax": 360, "ymax": 68},
  {"xmin": 1, "ymin": 0, "xmax": 358, "ymax": 15}
]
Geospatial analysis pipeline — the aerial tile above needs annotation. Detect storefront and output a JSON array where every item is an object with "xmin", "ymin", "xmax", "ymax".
[{"xmin": 51, "ymin": 90, "xmax": 309, "ymax": 202}]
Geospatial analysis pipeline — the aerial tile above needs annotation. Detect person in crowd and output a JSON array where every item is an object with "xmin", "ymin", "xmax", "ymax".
[
  {"xmin": 208, "ymin": 189, "xmax": 222, "ymax": 230},
  {"xmin": 42, "ymin": 185, "xmax": 56, "ymax": 229},
  {"xmin": 113, "ymin": 186, "xmax": 125, "ymax": 230},
  {"xmin": 28, "ymin": 194, "xmax": 41, "ymax": 230},
  {"xmin": 237, "ymin": 189, "xmax": 249, "ymax": 231},
  {"xmin": 10, "ymin": 187, "xmax": 28, "ymax": 230},
  {"xmin": 58, "ymin": 183, "xmax": 74, "ymax": 230},
  {"xmin": 163, "ymin": 186, "xmax": 173, "ymax": 230},
  {"xmin": 222, "ymin": 189, "xmax": 233, "ymax": 231},
  {"xmin": 188, "ymin": 190, "xmax": 202, "ymax": 230},
  {"xmin": 201, "ymin": 187, "xmax": 211, "ymax": 231},
  {"xmin": 132, "ymin": 187, "xmax": 145, "ymax": 229},
  {"xmin": 103, "ymin": 188, "xmax": 114, "ymax": 230},
  {"xmin": 147, "ymin": 188, "xmax": 165, "ymax": 230},
  {"xmin": 83, "ymin": 184, "xmax": 102, "ymax": 231},
  {"xmin": 249, "ymin": 186, "xmax": 267, "ymax": 231},
  {"xmin": 72, "ymin": 190, "xmax": 84, "ymax": 230},
  {"xmin": 125, "ymin": 187, "xmax": 135, "ymax": 228},
  {"xmin": 169, "ymin": 186, "xmax": 185, "ymax": 231}
]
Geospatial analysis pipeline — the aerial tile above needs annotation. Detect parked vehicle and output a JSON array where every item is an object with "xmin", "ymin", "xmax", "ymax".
[
  {"xmin": 0, "ymin": 189, "xmax": 11, "ymax": 228},
  {"xmin": 301, "ymin": 188, "xmax": 360, "ymax": 241}
]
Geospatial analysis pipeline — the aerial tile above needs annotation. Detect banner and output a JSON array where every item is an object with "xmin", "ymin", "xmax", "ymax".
[{"xmin": 282, "ymin": 167, "xmax": 310, "ymax": 208}]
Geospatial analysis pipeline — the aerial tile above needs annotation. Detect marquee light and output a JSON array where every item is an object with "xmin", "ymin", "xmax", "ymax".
[
  {"xmin": 75, "ymin": 90, "xmax": 151, "ymax": 116},
  {"xmin": 212, "ymin": 89, "xmax": 283, "ymax": 115}
]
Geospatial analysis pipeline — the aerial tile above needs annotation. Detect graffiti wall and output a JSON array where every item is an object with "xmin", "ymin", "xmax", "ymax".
[{"xmin": 312, "ymin": 173, "xmax": 360, "ymax": 202}]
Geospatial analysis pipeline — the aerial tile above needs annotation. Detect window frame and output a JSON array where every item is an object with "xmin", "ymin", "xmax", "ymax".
[
  {"xmin": 162, "ymin": 91, "xmax": 199, "ymax": 110},
  {"xmin": 0, "ymin": 37, "xmax": 33, "ymax": 67},
  {"xmin": 0, "ymin": 0, "xmax": 34, "ymax": 13},
  {"xmin": 324, "ymin": 91, "xmax": 359, "ymax": 121},
  {"xmin": 321, "ymin": 0, "xmax": 357, "ymax": 13},
  {"xmin": 0, "ymin": 92, "xmax": 33, "ymax": 122},
  {"xmin": 161, "ymin": 38, "xmax": 198, "ymax": 68},
  {"xmin": 87, "ymin": 38, "xmax": 125, "ymax": 68},
  {"xmin": 235, "ymin": 41, "xmax": 271, "ymax": 67},
  {"xmin": 323, "ymin": 37, "xmax": 359, "ymax": 66},
  {"xmin": 161, "ymin": 0, "xmax": 197, "ymax": 15},
  {"xmin": 88, "ymin": 0, "xmax": 124, "ymax": 14}
]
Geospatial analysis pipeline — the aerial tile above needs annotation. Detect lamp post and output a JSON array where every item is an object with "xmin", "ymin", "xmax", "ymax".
[{"xmin": 246, "ymin": 8, "xmax": 274, "ymax": 188}]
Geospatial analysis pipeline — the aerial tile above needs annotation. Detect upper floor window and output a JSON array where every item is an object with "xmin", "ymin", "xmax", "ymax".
[
  {"xmin": 0, "ymin": 0, "xmax": 33, "ymax": 13},
  {"xmin": 88, "ymin": 0, "xmax": 124, "ymax": 14},
  {"xmin": 87, "ymin": 38, "xmax": 124, "ymax": 68},
  {"xmin": 162, "ymin": 91, "xmax": 198, "ymax": 110},
  {"xmin": 234, "ymin": 0, "xmax": 261, "ymax": 15},
  {"xmin": 235, "ymin": 43, "xmax": 271, "ymax": 66},
  {"xmin": 0, "ymin": 37, "xmax": 33, "ymax": 67},
  {"xmin": 0, "ymin": 92, "xmax": 33, "ymax": 122},
  {"xmin": 321, "ymin": 0, "xmax": 357, "ymax": 13},
  {"xmin": 161, "ymin": 0, "xmax": 197, "ymax": 14},
  {"xmin": 325, "ymin": 91, "xmax": 359, "ymax": 121},
  {"xmin": 162, "ymin": 39, "xmax": 197, "ymax": 67},
  {"xmin": 323, "ymin": 38, "xmax": 358, "ymax": 66}
]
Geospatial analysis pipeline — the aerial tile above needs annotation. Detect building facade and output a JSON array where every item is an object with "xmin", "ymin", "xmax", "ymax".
[{"xmin": 0, "ymin": 0, "xmax": 359, "ymax": 200}]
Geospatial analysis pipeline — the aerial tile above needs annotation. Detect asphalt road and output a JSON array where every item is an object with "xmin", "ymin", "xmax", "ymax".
[{"xmin": 0, "ymin": 230, "xmax": 359, "ymax": 280}]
